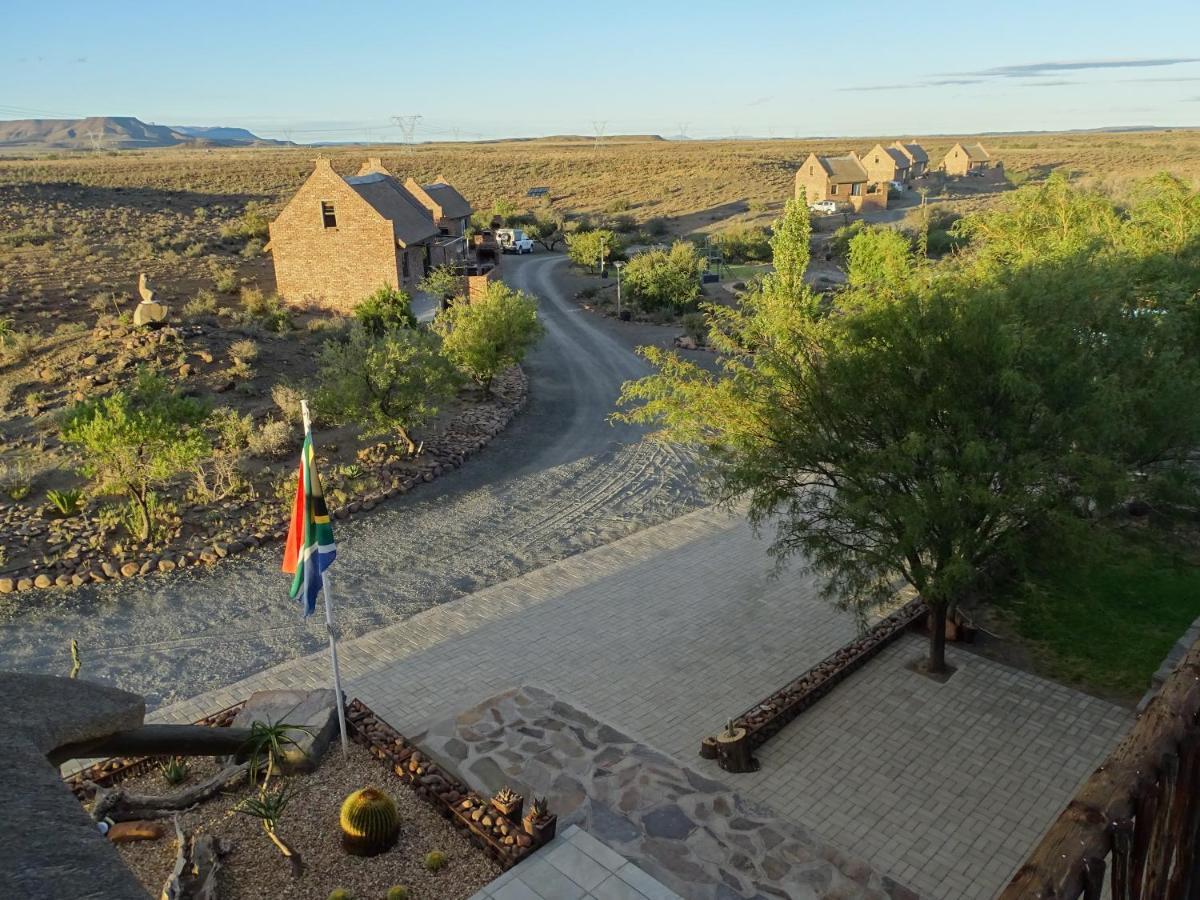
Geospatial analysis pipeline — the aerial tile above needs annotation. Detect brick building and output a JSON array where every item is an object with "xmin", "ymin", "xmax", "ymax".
[
  {"xmin": 862, "ymin": 143, "xmax": 912, "ymax": 185},
  {"xmin": 892, "ymin": 141, "xmax": 930, "ymax": 177},
  {"xmin": 941, "ymin": 142, "xmax": 992, "ymax": 176},
  {"xmin": 795, "ymin": 151, "xmax": 888, "ymax": 212},
  {"xmin": 267, "ymin": 158, "xmax": 474, "ymax": 311}
]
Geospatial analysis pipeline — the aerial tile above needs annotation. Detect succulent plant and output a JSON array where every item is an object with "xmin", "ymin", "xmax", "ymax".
[
  {"xmin": 387, "ymin": 887, "xmax": 409, "ymax": 900},
  {"xmin": 328, "ymin": 890, "xmax": 351, "ymax": 900},
  {"xmin": 528, "ymin": 796, "xmax": 549, "ymax": 819},
  {"xmin": 424, "ymin": 849, "xmax": 447, "ymax": 872},
  {"xmin": 339, "ymin": 787, "xmax": 400, "ymax": 856},
  {"xmin": 159, "ymin": 757, "xmax": 188, "ymax": 785},
  {"xmin": 494, "ymin": 786, "xmax": 519, "ymax": 805}
]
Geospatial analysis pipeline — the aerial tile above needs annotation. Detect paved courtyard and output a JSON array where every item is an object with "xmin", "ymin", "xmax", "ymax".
[{"xmin": 143, "ymin": 506, "xmax": 1130, "ymax": 899}]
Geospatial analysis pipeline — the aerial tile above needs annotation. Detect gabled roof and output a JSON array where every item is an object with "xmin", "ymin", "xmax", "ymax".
[
  {"xmin": 962, "ymin": 143, "xmax": 990, "ymax": 161},
  {"xmin": 344, "ymin": 172, "xmax": 440, "ymax": 246},
  {"xmin": 894, "ymin": 141, "xmax": 929, "ymax": 164},
  {"xmin": 422, "ymin": 179, "xmax": 472, "ymax": 219},
  {"xmin": 883, "ymin": 147, "xmax": 910, "ymax": 168},
  {"xmin": 816, "ymin": 153, "xmax": 868, "ymax": 183}
]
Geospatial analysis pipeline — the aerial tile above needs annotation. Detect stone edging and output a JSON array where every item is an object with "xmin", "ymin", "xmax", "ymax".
[
  {"xmin": 63, "ymin": 695, "xmax": 555, "ymax": 873},
  {"xmin": 1137, "ymin": 613, "xmax": 1200, "ymax": 712},
  {"xmin": 2, "ymin": 367, "xmax": 529, "ymax": 596},
  {"xmin": 701, "ymin": 598, "xmax": 927, "ymax": 771}
]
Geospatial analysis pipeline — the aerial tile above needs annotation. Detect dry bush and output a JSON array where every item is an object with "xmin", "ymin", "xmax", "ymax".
[{"xmin": 247, "ymin": 418, "xmax": 294, "ymax": 459}]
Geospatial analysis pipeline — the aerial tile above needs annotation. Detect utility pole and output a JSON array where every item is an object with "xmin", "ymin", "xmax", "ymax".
[
  {"xmin": 614, "ymin": 260, "xmax": 624, "ymax": 318},
  {"xmin": 391, "ymin": 115, "xmax": 422, "ymax": 148},
  {"xmin": 592, "ymin": 120, "xmax": 607, "ymax": 152}
]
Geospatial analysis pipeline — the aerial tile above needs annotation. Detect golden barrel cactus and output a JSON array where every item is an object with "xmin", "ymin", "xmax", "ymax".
[{"xmin": 339, "ymin": 787, "xmax": 400, "ymax": 856}]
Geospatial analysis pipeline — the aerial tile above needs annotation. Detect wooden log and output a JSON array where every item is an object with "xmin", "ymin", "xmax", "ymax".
[
  {"xmin": 50, "ymin": 724, "xmax": 254, "ymax": 765},
  {"xmin": 715, "ymin": 726, "xmax": 758, "ymax": 774},
  {"xmin": 998, "ymin": 637, "xmax": 1200, "ymax": 900},
  {"xmin": 90, "ymin": 762, "xmax": 249, "ymax": 822},
  {"xmin": 161, "ymin": 816, "xmax": 187, "ymax": 900},
  {"xmin": 188, "ymin": 834, "xmax": 228, "ymax": 900}
]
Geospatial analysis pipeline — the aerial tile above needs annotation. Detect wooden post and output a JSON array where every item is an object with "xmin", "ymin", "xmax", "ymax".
[{"xmin": 715, "ymin": 726, "xmax": 758, "ymax": 774}]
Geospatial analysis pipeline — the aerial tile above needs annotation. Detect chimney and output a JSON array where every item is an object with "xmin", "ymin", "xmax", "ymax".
[{"xmin": 357, "ymin": 157, "xmax": 390, "ymax": 176}]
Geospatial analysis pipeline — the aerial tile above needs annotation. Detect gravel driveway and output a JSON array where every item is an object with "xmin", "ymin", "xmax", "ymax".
[{"xmin": 0, "ymin": 254, "xmax": 706, "ymax": 707}]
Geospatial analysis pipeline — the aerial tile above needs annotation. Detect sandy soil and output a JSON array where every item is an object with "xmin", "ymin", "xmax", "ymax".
[{"xmin": 0, "ymin": 253, "xmax": 708, "ymax": 707}]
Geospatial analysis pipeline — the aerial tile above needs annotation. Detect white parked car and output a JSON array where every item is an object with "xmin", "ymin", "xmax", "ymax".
[
  {"xmin": 889, "ymin": 180, "xmax": 906, "ymax": 192},
  {"xmin": 808, "ymin": 200, "xmax": 838, "ymax": 215},
  {"xmin": 496, "ymin": 228, "xmax": 534, "ymax": 254}
]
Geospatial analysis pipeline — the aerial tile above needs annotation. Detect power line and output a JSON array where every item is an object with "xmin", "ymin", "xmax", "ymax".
[{"xmin": 391, "ymin": 114, "xmax": 423, "ymax": 147}]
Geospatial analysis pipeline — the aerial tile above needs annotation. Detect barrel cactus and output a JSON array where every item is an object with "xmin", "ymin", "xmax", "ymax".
[
  {"xmin": 387, "ymin": 888, "xmax": 409, "ymax": 900},
  {"xmin": 339, "ymin": 787, "xmax": 400, "ymax": 856},
  {"xmin": 328, "ymin": 890, "xmax": 352, "ymax": 900}
]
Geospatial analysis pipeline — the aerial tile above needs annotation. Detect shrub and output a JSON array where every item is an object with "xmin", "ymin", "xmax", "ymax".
[
  {"xmin": 315, "ymin": 323, "xmax": 457, "ymax": 454},
  {"xmin": 210, "ymin": 263, "xmax": 239, "ymax": 294},
  {"xmin": 339, "ymin": 787, "xmax": 400, "ymax": 857},
  {"xmin": 211, "ymin": 407, "xmax": 253, "ymax": 451},
  {"xmin": 220, "ymin": 201, "xmax": 271, "ymax": 241},
  {"xmin": 566, "ymin": 229, "xmax": 620, "ymax": 271},
  {"xmin": 240, "ymin": 287, "xmax": 292, "ymax": 332},
  {"xmin": 715, "ymin": 224, "xmax": 771, "ymax": 263},
  {"xmin": 433, "ymin": 281, "xmax": 544, "ymax": 394},
  {"xmin": 827, "ymin": 220, "xmax": 867, "ymax": 260},
  {"xmin": 681, "ymin": 312, "xmax": 707, "ymax": 345},
  {"xmin": 424, "ymin": 850, "xmax": 447, "ymax": 872},
  {"xmin": 419, "ymin": 266, "xmax": 464, "ymax": 301},
  {"xmin": 623, "ymin": 241, "xmax": 704, "ymax": 312},
  {"xmin": 240, "ymin": 238, "xmax": 265, "ymax": 259},
  {"xmin": 271, "ymin": 382, "xmax": 306, "ymax": 424},
  {"xmin": 183, "ymin": 290, "xmax": 218, "ymax": 319},
  {"xmin": 247, "ymin": 419, "xmax": 293, "ymax": 459},
  {"xmin": 60, "ymin": 370, "xmax": 209, "ymax": 541},
  {"xmin": 354, "ymin": 285, "xmax": 416, "ymax": 335}
]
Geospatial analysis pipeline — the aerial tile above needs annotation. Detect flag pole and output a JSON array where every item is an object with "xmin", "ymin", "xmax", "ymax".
[{"xmin": 301, "ymin": 399, "xmax": 350, "ymax": 757}]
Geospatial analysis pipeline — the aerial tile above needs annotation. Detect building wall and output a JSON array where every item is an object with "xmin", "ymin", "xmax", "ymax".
[
  {"xmin": 942, "ymin": 144, "xmax": 987, "ymax": 177},
  {"xmin": 269, "ymin": 161, "xmax": 401, "ymax": 311},
  {"xmin": 863, "ymin": 145, "xmax": 902, "ymax": 184},
  {"xmin": 795, "ymin": 157, "xmax": 831, "ymax": 203}
]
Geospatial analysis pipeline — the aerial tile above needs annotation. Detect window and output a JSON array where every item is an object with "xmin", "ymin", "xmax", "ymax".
[
  {"xmin": 402, "ymin": 252, "xmax": 410, "ymax": 278},
  {"xmin": 809, "ymin": 165, "xmax": 814, "ymax": 175},
  {"xmin": 875, "ymin": 156, "xmax": 880, "ymax": 164},
  {"xmin": 439, "ymin": 227, "xmax": 450, "ymax": 236},
  {"xmin": 321, "ymin": 202, "xmax": 337, "ymax": 229},
  {"xmin": 851, "ymin": 183, "xmax": 862, "ymax": 196},
  {"xmin": 830, "ymin": 183, "xmax": 838, "ymax": 195}
]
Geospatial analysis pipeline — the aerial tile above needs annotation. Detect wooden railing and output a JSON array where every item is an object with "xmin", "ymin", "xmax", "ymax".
[{"xmin": 999, "ymin": 636, "xmax": 1200, "ymax": 899}]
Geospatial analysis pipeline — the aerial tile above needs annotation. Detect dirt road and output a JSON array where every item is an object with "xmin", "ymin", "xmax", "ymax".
[{"xmin": 0, "ymin": 254, "xmax": 706, "ymax": 707}]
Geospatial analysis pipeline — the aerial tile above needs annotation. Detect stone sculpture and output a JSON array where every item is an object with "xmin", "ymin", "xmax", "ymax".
[{"xmin": 133, "ymin": 272, "xmax": 168, "ymax": 326}]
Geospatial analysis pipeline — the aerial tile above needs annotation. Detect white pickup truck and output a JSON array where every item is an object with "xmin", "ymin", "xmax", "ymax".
[{"xmin": 496, "ymin": 228, "xmax": 534, "ymax": 254}]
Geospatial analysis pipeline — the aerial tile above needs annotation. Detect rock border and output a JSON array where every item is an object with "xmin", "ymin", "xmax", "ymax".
[
  {"xmin": 701, "ymin": 598, "xmax": 928, "ymax": 772},
  {"xmin": 2, "ymin": 366, "xmax": 529, "ymax": 596},
  {"xmin": 63, "ymin": 695, "xmax": 554, "ymax": 873}
]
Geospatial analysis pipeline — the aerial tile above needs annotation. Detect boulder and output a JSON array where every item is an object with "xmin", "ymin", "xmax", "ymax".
[{"xmin": 232, "ymin": 688, "xmax": 341, "ymax": 774}]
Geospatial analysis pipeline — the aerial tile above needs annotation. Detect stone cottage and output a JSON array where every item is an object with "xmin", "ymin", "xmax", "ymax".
[
  {"xmin": 795, "ymin": 151, "xmax": 887, "ymax": 212},
  {"xmin": 267, "ymin": 158, "xmax": 473, "ymax": 310},
  {"xmin": 941, "ymin": 142, "xmax": 992, "ymax": 177}
]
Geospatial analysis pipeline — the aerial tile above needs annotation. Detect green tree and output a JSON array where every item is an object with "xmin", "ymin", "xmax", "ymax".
[
  {"xmin": 433, "ymin": 282, "xmax": 544, "ymax": 394},
  {"xmin": 354, "ymin": 285, "xmax": 417, "ymax": 335},
  {"xmin": 714, "ymin": 225, "xmax": 771, "ymax": 263},
  {"xmin": 61, "ymin": 371, "xmax": 209, "ymax": 542},
  {"xmin": 526, "ymin": 213, "xmax": 566, "ymax": 252},
  {"xmin": 622, "ymin": 241, "xmax": 704, "ymax": 312},
  {"xmin": 616, "ymin": 178, "xmax": 1200, "ymax": 674},
  {"xmin": 315, "ymin": 323, "xmax": 457, "ymax": 454},
  {"xmin": 420, "ymin": 265, "xmax": 465, "ymax": 302},
  {"xmin": 565, "ymin": 229, "xmax": 619, "ymax": 271}
]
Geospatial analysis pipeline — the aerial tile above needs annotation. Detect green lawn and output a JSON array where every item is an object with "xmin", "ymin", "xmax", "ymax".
[
  {"xmin": 999, "ymin": 526, "xmax": 1200, "ymax": 702},
  {"xmin": 718, "ymin": 262, "xmax": 772, "ymax": 282}
]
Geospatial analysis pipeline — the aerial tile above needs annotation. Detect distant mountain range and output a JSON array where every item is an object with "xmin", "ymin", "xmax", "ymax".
[{"xmin": 0, "ymin": 116, "xmax": 291, "ymax": 150}]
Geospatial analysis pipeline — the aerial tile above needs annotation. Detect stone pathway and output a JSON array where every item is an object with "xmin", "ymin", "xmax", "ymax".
[
  {"xmin": 138, "ymin": 505, "xmax": 1131, "ymax": 899},
  {"xmin": 472, "ymin": 825, "xmax": 685, "ymax": 900},
  {"xmin": 421, "ymin": 685, "xmax": 913, "ymax": 899}
]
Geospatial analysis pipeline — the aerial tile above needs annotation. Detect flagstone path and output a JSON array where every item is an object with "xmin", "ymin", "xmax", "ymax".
[{"xmin": 137, "ymin": 504, "xmax": 1132, "ymax": 899}]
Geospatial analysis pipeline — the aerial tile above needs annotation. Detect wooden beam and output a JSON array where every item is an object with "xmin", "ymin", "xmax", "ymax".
[
  {"xmin": 998, "ymin": 639, "xmax": 1200, "ymax": 899},
  {"xmin": 49, "ymin": 724, "xmax": 253, "ymax": 766}
]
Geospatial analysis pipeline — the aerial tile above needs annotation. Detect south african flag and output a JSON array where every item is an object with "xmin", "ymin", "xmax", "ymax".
[{"xmin": 282, "ymin": 430, "xmax": 336, "ymax": 616}]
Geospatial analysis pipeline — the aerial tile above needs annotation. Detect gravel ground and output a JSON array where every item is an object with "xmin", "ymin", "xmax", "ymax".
[
  {"xmin": 111, "ymin": 742, "xmax": 500, "ymax": 900},
  {"xmin": 0, "ymin": 254, "xmax": 708, "ymax": 707}
]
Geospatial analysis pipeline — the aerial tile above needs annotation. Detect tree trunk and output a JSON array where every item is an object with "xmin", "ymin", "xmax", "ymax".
[
  {"xmin": 89, "ymin": 762, "xmax": 249, "ymax": 822},
  {"xmin": 928, "ymin": 603, "xmax": 948, "ymax": 674}
]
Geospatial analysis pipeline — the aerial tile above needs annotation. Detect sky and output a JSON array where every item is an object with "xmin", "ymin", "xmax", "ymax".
[{"xmin": 4, "ymin": 0, "xmax": 1200, "ymax": 142}]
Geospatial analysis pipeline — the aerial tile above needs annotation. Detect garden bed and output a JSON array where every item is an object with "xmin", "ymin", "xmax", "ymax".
[{"xmin": 66, "ymin": 698, "xmax": 556, "ymax": 899}]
